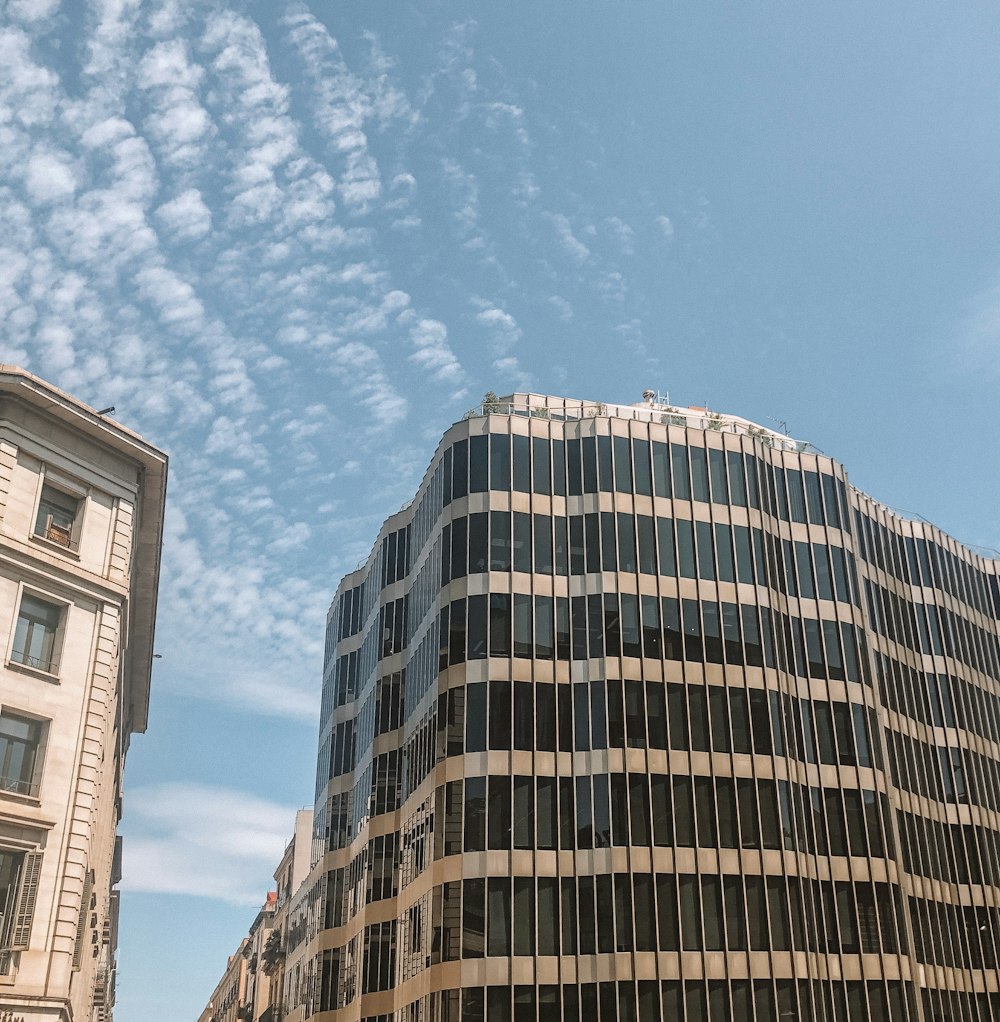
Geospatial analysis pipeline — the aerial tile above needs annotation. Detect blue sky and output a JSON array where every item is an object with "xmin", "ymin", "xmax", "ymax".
[{"xmin": 2, "ymin": 0, "xmax": 999, "ymax": 1018}]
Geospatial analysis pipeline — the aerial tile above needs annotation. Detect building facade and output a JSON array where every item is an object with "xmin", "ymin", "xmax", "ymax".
[
  {"xmin": 0, "ymin": 367, "xmax": 167, "ymax": 1022},
  {"xmin": 300, "ymin": 392, "xmax": 1000, "ymax": 1022}
]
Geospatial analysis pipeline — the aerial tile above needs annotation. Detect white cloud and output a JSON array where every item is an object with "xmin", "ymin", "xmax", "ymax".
[
  {"xmin": 409, "ymin": 318, "xmax": 464, "ymax": 383},
  {"xmin": 24, "ymin": 150, "xmax": 77, "ymax": 203},
  {"xmin": 548, "ymin": 295, "xmax": 573, "ymax": 321},
  {"xmin": 7, "ymin": 0, "xmax": 60, "ymax": 24},
  {"xmin": 654, "ymin": 214, "xmax": 674, "ymax": 239},
  {"xmin": 474, "ymin": 301, "xmax": 522, "ymax": 353},
  {"xmin": 605, "ymin": 216, "xmax": 635, "ymax": 255},
  {"xmin": 121, "ymin": 784, "xmax": 300, "ymax": 906},
  {"xmin": 544, "ymin": 211, "xmax": 590, "ymax": 263},
  {"xmin": 155, "ymin": 188, "xmax": 212, "ymax": 240}
]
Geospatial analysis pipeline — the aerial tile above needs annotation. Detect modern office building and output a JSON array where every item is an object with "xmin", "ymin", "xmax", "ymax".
[
  {"xmin": 298, "ymin": 392, "xmax": 1000, "ymax": 1022},
  {"xmin": 0, "ymin": 367, "xmax": 167, "ymax": 1022}
]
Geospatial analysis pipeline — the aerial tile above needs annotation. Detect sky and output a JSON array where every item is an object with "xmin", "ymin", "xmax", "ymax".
[{"xmin": 2, "ymin": 0, "xmax": 1000, "ymax": 1018}]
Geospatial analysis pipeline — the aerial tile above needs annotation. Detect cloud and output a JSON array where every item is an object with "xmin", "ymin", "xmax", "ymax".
[
  {"xmin": 25, "ymin": 150, "xmax": 77, "ymax": 203},
  {"xmin": 121, "ymin": 784, "xmax": 300, "ymax": 906},
  {"xmin": 474, "ymin": 301, "xmax": 522, "ymax": 354},
  {"xmin": 283, "ymin": 5, "xmax": 415, "ymax": 213},
  {"xmin": 155, "ymin": 188, "xmax": 212, "ymax": 240},
  {"xmin": 409, "ymin": 318, "xmax": 465, "ymax": 384},
  {"xmin": 605, "ymin": 216, "xmax": 635, "ymax": 256},
  {"xmin": 7, "ymin": 0, "xmax": 60, "ymax": 25},
  {"xmin": 544, "ymin": 212, "xmax": 590, "ymax": 263},
  {"xmin": 654, "ymin": 214, "xmax": 674, "ymax": 239}
]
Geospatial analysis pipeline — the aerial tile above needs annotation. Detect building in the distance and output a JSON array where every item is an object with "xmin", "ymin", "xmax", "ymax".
[
  {"xmin": 307, "ymin": 392, "xmax": 1000, "ymax": 1021},
  {"xmin": 0, "ymin": 367, "xmax": 167, "ymax": 1022},
  {"xmin": 195, "ymin": 810, "xmax": 314, "ymax": 1022}
]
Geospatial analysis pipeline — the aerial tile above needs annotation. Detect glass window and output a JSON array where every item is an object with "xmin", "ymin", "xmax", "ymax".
[
  {"xmin": 708, "ymin": 448, "xmax": 728, "ymax": 504},
  {"xmin": 452, "ymin": 439, "xmax": 468, "ymax": 499},
  {"xmin": 513, "ymin": 595, "xmax": 532, "ymax": 659},
  {"xmin": 629, "ymin": 773, "xmax": 652, "ymax": 845},
  {"xmin": 734, "ymin": 526, "xmax": 753, "ymax": 584},
  {"xmin": 535, "ymin": 596, "xmax": 554, "ymax": 660},
  {"xmin": 554, "ymin": 518, "xmax": 569, "ymax": 575},
  {"xmin": 618, "ymin": 513, "xmax": 637, "ymax": 573},
  {"xmin": 597, "ymin": 435, "xmax": 614, "ymax": 492},
  {"xmin": 463, "ymin": 877, "xmax": 485, "ymax": 957},
  {"xmin": 621, "ymin": 596, "xmax": 641, "ymax": 659},
  {"xmin": 466, "ymin": 683, "xmax": 487, "ymax": 751},
  {"xmin": 488, "ymin": 775, "xmax": 511, "ymax": 849},
  {"xmin": 487, "ymin": 877, "xmax": 511, "ymax": 956},
  {"xmin": 532, "ymin": 436, "xmax": 551, "ymax": 494},
  {"xmin": 696, "ymin": 520, "xmax": 715, "ymax": 580},
  {"xmin": 0, "ymin": 711, "xmax": 44, "ymax": 797},
  {"xmin": 488, "ymin": 679, "xmax": 511, "ymax": 749},
  {"xmin": 513, "ymin": 513, "xmax": 532, "ymax": 573},
  {"xmin": 513, "ymin": 682, "xmax": 533, "ymax": 749},
  {"xmin": 552, "ymin": 439, "xmax": 566, "ymax": 496},
  {"xmin": 729, "ymin": 687, "xmax": 751, "ymax": 754},
  {"xmin": 533, "ymin": 515, "xmax": 553, "ymax": 573},
  {"xmin": 11, "ymin": 595, "xmax": 62, "ymax": 673},
  {"xmin": 464, "ymin": 776, "xmax": 486, "ymax": 851},
  {"xmin": 535, "ymin": 682, "xmax": 555, "ymax": 749},
  {"xmin": 490, "ymin": 434, "xmax": 511, "ymax": 491},
  {"xmin": 715, "ymin": 523, "xmax": 734, "ymax": 582},
  {"xmin": 656, "ymin": 875, "xmax": 679, "ymax": 950},
  {"xmin": 513, "ymin": 878, "xmax": 535, "ymax": 954},
  {"xmin": 677, "ymin": 520, "xmax": 696, "ymax": 578},
  {"xmin": 637, "ymin": 515, "xmax": 656, "ymax": 575},
  {"xmin": 727, "ymin": 450, "xmax": 746, "ymax": 506},
  {"xmin": 513, "ymin": 776, "xmax": 533, "ymax": 848},
  {"xmin": 673, "ymin": 776, "xmax": 695, "ymax": 846},
  {"xmin": 582, "ymin": 436, "xmax": 598, "ymax": 493},
  {"xmin": 633, "ymin": 438, "xmax": 652, "ymax": 496},
  {"xmin": 671, "ymin": 445, "xmax": 691, "ymax": 500},
  {"xmin": 657, "ymin": 517, "xmax": 676, "ymax": 577},
  {"xmin": 614, "ymin": 434, "xmax": 633, "ymax": 492},
  {"xmin": 566, "ymin": 437, "xmax": 582, "ymax": 496},
  {"xmin": 652, "ymin": 441, "xmax": 670, "ymax": 497},
  {"xmin": 469, "ymin": 513, "xmax": 489, "ymax": 573},
  {"xmin": 650, "ymin": 774, "xmax": 672, "ymax": 845},
  {"xmin": 537, "ymin": 877, "xmax": 559, "ymax": 955},
  {"xmin": 34, "ymin": 484, "xmax": 79, "ymax": 548},
  {"xmin": 469, "ymin": 434, "xmax": 489, "ymax": 492},
  {"xmin": 512, "ymin": 435, "xmax": 530, "ymax": 493},
  {"xmin": 690, "ymin": 446, "xmax": 709, "ymax": 502},
  {"xmin": 680, "ymin": 875, "xmax": 703, "ymax": 949},
  {"xmin": 537, "ymin": 776, "xmax": 557, "ymax": 849},
  {"xmin": 662, "ymin": 598, "xmax": 682, "ymax": 661},
  {"xmin": 490, "ymin": 511, "xmax": 511, "ymax": 571}
]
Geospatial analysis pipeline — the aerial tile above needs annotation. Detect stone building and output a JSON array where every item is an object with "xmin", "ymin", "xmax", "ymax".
[{"xmin": 0, "ymin": 366, "xmax": 167, "ymax": 1022}]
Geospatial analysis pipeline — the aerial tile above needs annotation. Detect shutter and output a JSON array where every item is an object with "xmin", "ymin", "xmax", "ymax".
[
  {"xmin": 9, "ymin": 850, "xmax": 43, "ymax": 950},
  {"xmin": 72, "ymin": 869, "xmax": 95, "ymax": 969}
]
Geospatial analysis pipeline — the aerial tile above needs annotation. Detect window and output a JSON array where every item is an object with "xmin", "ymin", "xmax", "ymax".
[
  {"xmin": 0, "ymin": 711, "xmax": 45, "ymax": 797},
  {"xmin": 0, "ymin": 847, "xmax": 42, "ymax": 965},
  {"xmin": 33, "ymin": 483, "xmax": 80, "ymax": 548},
  {"xmin": 11, "ymin": 594, "xmax": 63, "ymax": 673}
]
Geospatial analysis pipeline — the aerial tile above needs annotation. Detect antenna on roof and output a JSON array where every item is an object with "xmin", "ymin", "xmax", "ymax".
[{"xmin": 767, "ymin": 417, "xmax": 789, "ymax": 435}]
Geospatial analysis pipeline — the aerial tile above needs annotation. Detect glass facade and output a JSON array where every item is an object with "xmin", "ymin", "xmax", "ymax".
[{"xmin": 299, "ymin": 395, "xmax": 1000, "ymax": 1022}]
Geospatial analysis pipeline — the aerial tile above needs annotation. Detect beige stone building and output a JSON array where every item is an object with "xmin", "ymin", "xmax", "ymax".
[
  {"xmin": 0, "ymin": 367, "xmax": 167, "ymax": 1022},
  {"xmin": 196, "ymin": 938, "xmax": 248, "ymax": 1022},
  {"xmin": 197, "ymin": 810, "xmax": 313, "ymax": 1022}
]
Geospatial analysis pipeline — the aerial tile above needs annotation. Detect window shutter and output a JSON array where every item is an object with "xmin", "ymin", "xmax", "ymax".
[
  {"xmin": 73, "ymin": 869, "xmax": 95, "ymax": 969},
  {"xmin": 8, "ymin": 851, "xmax": 43, "ymax": 950}
]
